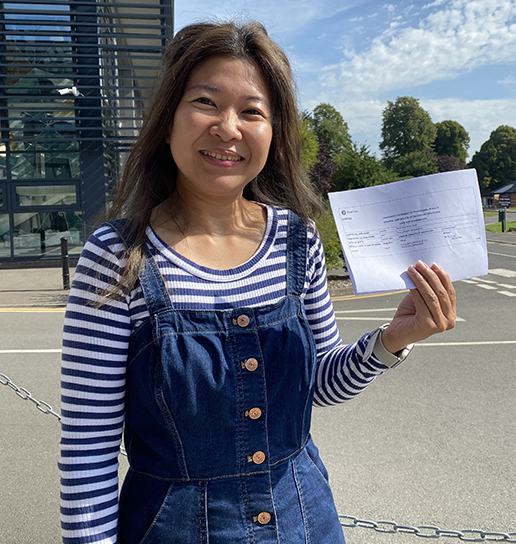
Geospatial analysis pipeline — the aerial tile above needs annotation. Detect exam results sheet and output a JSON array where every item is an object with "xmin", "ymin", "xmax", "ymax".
[{"xmin": 328, "ymin": 170, "xmax": 488, "ymax": 295}]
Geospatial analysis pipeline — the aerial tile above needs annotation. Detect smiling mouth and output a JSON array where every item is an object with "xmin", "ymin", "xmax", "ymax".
[{"xmin": 201, "ymin": 150, "xmax": 243, "ymax": 162}]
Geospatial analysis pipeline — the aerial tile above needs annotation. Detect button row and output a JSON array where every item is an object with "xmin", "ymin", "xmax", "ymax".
[
  {"xmin": 248, "ymin": 450, "xmax": 266, "ymax": 465},
  {"xmin": 245, "ymin": 407, "xmax": 262, "ymax": 420},
  {"xmin": 243, "ymin": 357, "xmax": 258, "ymax": 372},
  {"xmin": 255, "ymin": 511, "xmax": 272, "ymax": 525}
]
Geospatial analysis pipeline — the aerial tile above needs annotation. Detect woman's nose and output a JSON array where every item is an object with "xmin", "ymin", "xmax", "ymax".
[{"xmin": 210, "ymin": 110, "xmax": 242, "ymax": 141}]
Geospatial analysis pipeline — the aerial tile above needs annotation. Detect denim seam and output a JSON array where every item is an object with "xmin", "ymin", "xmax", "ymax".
[
  {"xmin": 128, "ymin": 467, "xmax": 273, "ymax": 482},
  {"xmin": 139, "ymin": 480, "xmax": 175, "ymax": 544},
  {"xmin": 292, "ymin": 456, "xmax": 311, "ymax": 544}
]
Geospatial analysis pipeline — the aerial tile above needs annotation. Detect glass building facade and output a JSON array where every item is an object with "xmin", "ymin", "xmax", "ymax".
[{"xmin": 0, "ymin": 0, "xmax": 173, "ymax": 261}]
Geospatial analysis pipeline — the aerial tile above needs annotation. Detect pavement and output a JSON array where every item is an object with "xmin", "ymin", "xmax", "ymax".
[{"xmin": 0, "ymin": 229, "xmax": 514, "ymax": 308}]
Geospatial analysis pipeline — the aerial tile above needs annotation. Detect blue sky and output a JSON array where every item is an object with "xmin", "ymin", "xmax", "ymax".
[{"xmin": 175, "ymin": 0, "xmax": 516, "ymax": 160}]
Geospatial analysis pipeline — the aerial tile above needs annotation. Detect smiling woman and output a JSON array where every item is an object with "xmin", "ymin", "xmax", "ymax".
[{"xmin": 59, "ymin": 19, "xmax": 457, "ymax": 544}]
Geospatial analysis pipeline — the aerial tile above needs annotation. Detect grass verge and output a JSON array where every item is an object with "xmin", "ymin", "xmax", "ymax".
[{"xmin": 485, "ymin": 221, "xmax": 516, "ymax": 233}]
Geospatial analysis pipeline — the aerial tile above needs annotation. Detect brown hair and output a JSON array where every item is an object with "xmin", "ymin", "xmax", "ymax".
[{"xmin": 104, "ymin": 20, "xmax": 321, "ymax": 292}]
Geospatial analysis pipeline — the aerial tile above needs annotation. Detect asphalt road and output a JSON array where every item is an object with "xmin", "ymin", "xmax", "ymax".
[
  {"xmin": 312, "ymin": 240, "xmax": 516, "ymax": 543},
  {"xmin": 0, "ymin": 240, "xmax": 515, "ymax": 543}
]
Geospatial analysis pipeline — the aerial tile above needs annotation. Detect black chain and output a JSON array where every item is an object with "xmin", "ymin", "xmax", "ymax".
[
  {"xmin": 340, "ymin": 516, "xmax": 516, "ymax": 541},
  {"xmin": 0, "ymin": 372, "xmax": 127, "ymax": 456},
  {"xmin": 1, "ymin": 371, "xmax": 514, "ymax": 538}
]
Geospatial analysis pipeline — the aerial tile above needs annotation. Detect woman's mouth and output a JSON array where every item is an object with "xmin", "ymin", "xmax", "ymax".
[{"xmin": 201, "ymin": 150, "xmax": 243, "ymax": 162}]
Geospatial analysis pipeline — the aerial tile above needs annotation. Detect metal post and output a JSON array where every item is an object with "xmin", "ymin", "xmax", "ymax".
[
  {"xmin": 499, "ymin": 208, "xmax": 507, "ymax": 233},
  {"xmin": 61, "ymin": 237, "xmax": 70, "ymax": 290}
]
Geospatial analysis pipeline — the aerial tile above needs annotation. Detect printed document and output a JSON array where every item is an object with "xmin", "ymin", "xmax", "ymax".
[{"xmin": 328, "ymin": 169, "xmax": 488, "ymax": 295}]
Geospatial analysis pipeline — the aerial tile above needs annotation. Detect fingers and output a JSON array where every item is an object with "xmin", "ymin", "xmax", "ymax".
[{"xmin": 407, "ymin": 260, "xmax": 457, "ymax": 333}]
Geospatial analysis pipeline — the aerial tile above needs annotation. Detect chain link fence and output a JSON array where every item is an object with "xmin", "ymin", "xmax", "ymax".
[{"xmin": 2, "ymin": 371, "xmax": 515, "ymax": 540}]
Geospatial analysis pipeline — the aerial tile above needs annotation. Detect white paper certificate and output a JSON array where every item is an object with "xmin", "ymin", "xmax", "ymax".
[{"xmin": 328, "ymin": 169, "xmax": 488, "ymax": 295}]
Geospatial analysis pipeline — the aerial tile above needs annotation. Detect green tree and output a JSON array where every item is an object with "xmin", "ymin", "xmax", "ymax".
[
  {"xmin": 391, "ymin": 150, "xmax": 439, "ymax": 178},
  {"xmin": 469, "ymin": 125, "xmax": 516, "ymax": 193},
  {"xmin": 309, "ymin": 103, "xmax": 352, "ymax": 158},
  {"xmin": 299, "ymin": 115, "xmax": 319, "ymax": 172},
  {"xmin": 332, "ymin": 142, "xmax": 398, "ymax": 191},
  {"xmin": 434, "ymin": 120, "xmax": 470, "ymax": 163},
  {"xmin": 379, "ymin": 96, "xmax": 436, "ymax": 166}
]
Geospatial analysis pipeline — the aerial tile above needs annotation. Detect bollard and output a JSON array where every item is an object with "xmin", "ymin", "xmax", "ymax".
[
  {"xmin": 60, "ymin": 237, "xmax": 70, "ymax": 290},
  {"xmin": 498, "ymin": 208, "xmax": 507, "ymax": 233},
  {"xmin": 40, "ymin": 230, "xmax": 46, "ymax": 255}
]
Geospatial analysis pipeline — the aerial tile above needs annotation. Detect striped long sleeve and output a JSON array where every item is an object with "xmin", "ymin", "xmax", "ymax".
[{"xmin": 59, "ymin": 206, "xmax": 390, "ymax": 543}]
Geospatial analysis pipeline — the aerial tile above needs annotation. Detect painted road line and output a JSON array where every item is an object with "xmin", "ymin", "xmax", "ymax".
[
  {"xmin": 418, "ymin": 340, "xmax": 516, "ymax": 346},
  {"xmin": 0, "ymin": 349, "xmax": 62, "ymax": 354},
  {"xmin": 488, "ymin": 251, "xmax": 516, "ymax": 260},
  {"xmin": 331, "ymin": 290, "xmax": 408, "ymax": 302},
  {"xmin": 334, "ymin": 308, "xmax": 398, "ymax": 313},
  {"xmin": 336, "ymin": 316, "xmax": 466, "ymax": 322},
  {"xmin": 0, "ymin": 308, "xmax": 65, "ymax": 313},
  {"xmin": 498, "ymin": 291, "xmax": 516, "ymax": 297},
  {"xmin": 477, "ymin": 284, "xmax": 497, "ymax": 290},
  {"xmin": 489, "ymin": 268, "xmax": 516, "ymax": 277}
]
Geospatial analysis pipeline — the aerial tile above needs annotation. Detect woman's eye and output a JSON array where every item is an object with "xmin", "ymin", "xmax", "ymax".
[
  {"xmin": 244, "ymin": 108, "xmax": 264, "ymax": 117},
  {"xmin": 195, "ymin": 97, "xmax": 214, "ymax": 106}
]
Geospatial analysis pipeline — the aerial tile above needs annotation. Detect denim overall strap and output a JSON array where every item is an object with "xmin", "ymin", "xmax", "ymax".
[
  {"xmin": 105, "ymin": 219, "xmax": 173, "ymax": 316},
  {"xmin": 286, "ymin": 210, "xmax": 308, "ymax": 298}
]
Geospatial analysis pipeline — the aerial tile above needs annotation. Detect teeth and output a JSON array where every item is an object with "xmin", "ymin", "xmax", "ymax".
[{"xmin": 202, "ymin": 151, "xmax": 242, "ymax": 161}]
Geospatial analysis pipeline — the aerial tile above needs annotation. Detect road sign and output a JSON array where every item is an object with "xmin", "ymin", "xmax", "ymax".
[{"xmin": 498, "ymin": 194, "xmax": 512, "ymax": 208}]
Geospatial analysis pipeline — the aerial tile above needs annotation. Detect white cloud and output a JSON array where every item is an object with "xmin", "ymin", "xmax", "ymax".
[
  {"xmin": 174, "ymin": 0, "xmax": 369, "ymax": 37},
  {"xmin": 422, "ymin": 0, "xmax": 447, "ymax": 9},
  {"xmin": 323, "ymin": 0, "xmax": 516, "ymax": 96}
]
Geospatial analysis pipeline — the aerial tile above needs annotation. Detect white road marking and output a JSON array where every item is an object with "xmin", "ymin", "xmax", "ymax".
[
  {"xmin": 0, "ymin": 349, "xmax": 62, "ymax": 354},
  {"xmin": 488, "ymin": 252, "xmax": 516, "ymax": 260},
  {"xmin": 477, "ymin": 284, "xmax": 498, "ymax": 290},
  {"xmin": 334, "ymin": 308, "xmax": 398, "ymax": 314},
  {"xmin": 336, "ymin": 316, "xmax": 466, "ymax": 322},
  {"xmin": 498, "ymin": 291, "xmax": 516, "ymax": 297},
  {"xmin": 419, "ymin": 340, "xmax": 516, "ymax": 346},
  {"xmin": 488, "ymin": 268, "xmax": 516, "ymax": 277}
]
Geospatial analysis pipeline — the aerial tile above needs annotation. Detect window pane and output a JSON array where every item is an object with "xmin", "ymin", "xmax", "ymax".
[
  {"xmin": 0, "ymin": 186, "xmax": 3, "ymax": 208},
  {"xmin": 0, "ymin": 214, "xmax": 9, "ymax": 258},
  {"xmin": 12, "ymin": 210, "xmax": 82, "ymax": 258},
  {"xmin": 15, "ymin": 185, "xmax": 76, "ymax": 206}
]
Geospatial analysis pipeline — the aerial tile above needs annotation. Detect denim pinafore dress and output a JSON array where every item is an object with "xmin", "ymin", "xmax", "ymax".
[{"xmin": 114, "ymin": 211, "xmax": 345, "ymax": 543}]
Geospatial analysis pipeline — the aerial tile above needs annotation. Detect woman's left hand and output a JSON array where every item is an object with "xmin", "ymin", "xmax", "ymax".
[{"xmin": 381, "ymin": 260, "xmax": 457, "ymax": 355}]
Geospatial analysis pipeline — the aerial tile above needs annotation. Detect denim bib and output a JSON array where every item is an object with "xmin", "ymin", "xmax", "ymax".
[{"xmin": 111, "ymin": 211, "xmax": 345, "ymax": 543}]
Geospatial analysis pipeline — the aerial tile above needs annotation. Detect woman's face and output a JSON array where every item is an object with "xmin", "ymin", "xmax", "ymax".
[{"xmin": 167, "ymin": 56, "xmax": 273, "ymax": 202}]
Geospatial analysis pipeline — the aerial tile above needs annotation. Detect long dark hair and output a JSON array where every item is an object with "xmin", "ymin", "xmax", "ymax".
[{"xmin": 105, "ymin": 20, "xmax": 322, "ymax": 292}]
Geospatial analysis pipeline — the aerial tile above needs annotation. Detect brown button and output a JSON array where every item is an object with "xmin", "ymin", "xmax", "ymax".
[
  {"xmin": 236, "ymin": 314, "xmax": 250, "ymax": 327},
  {"xmin": 257, "ymin": 511, "xmax": 272, "ymax": 525},
  {"xmin": 247, "ymin": 407, "xmax": 262, "ymax": 420},
  {"xmin": 252, "ymin": 451, "xmax": 266, "ymax": 464},
  {"xmin": 244, "ymin": 358, "xmax": 259, "ymax": 372}
]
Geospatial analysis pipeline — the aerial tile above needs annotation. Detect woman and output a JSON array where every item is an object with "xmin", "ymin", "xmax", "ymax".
[{"xmin": 59, "ymin": 21, "xmax": 456, "ymax": 544}]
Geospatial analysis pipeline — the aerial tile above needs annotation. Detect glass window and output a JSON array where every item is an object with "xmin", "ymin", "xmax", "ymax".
[
  {"xmin": 0, "ymin": 214, "xmax": 10, "ymax": 258},
  {"xmin": 15, "ymin": 184, "xmax": 77, "ymax": 207},
  {"xmin": 0, "ymin": 186, "xmax": 4, "ymax": 208},
  {"xmin": 12, "ymin": 210, "xmax": 83, "ymax": 258}
]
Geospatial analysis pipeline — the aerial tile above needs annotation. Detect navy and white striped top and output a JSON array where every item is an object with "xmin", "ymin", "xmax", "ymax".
[{"xmin": 59, "ymin": 205, "xmax": 390, "ymax": 544}]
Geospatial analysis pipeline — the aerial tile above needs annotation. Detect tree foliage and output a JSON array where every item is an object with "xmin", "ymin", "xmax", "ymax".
[
  {"xmin": 333, "ymin": 142, "xmax": 398, "ymax": 191},
  {"xmin": 380, "ymin": 96, "xmax": 436, "ymax": 166},
  {"xmin": 434, "ymin": 120, "xmax": 470, "ymax": 163},
  {"xmin": 469, "ymin": 125, "xmax": 516, "ymax": 193},
  {"xmin": 309, "ymin": 103, "xmax": 351, "ymax": 158},
  {"xmin": 391, "ymin": 150, "xmax": 438, "ymax": 178},
  {"xmin": 299, "ymin": 115, "xmax": 319, "ymax": 172},
  {"xmin": 309, "ymin": 142, "xmax": 337, "ymax": 195}
]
